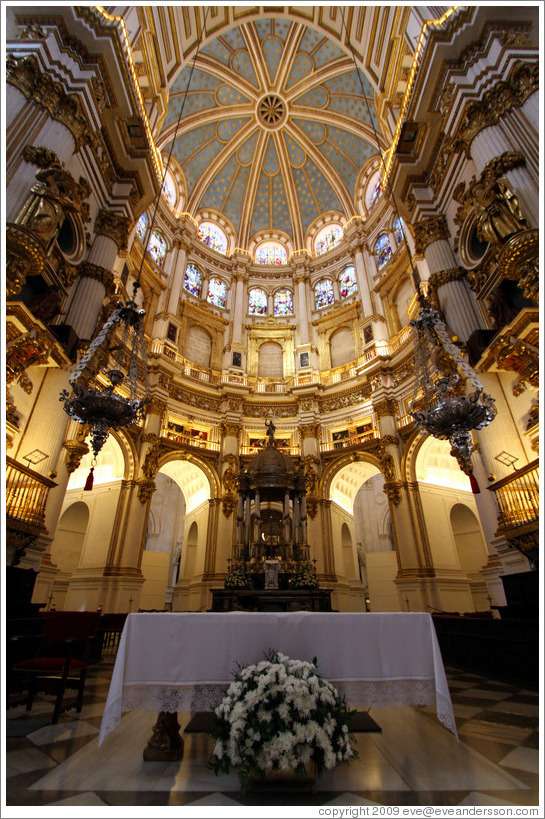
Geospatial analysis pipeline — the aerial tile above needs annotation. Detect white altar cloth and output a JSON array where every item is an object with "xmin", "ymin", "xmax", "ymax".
[{"xmin": 99, "ymin": 611, "xmax": 457, "ymax": 745}]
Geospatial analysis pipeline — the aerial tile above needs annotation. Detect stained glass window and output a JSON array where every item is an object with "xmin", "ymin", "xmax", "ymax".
[
  {"xmin": 375, "ymin": 234, "xmax": 392, "ymax": 271},
  {"xmin": 136, "ymin": 212, "xmax": 148, "ymax": 242},
  {"xmin": 197, "ymin": 221, "xmax": 227, "ymax": 255},
  {"xmin": 273, "ymin": 289, "xmax": 293, "ymax": 316},
  {"xmin": 339, "ymin": 266, "xmax": 357, "ymax": 299},
  {"xmin": 161, "ymin": 170, "xmax": 176, "ymax": 208},
  {"xmin": 148, "ymin": 230, "xmax": 167, "ymax": 267},
  {"xmin": 207, "ymin": 277, "xmax": 227, "ymax": 309},
  {"xmin": 370, "ymin": 177, "xmax": 382, "ymax": 209},
  {"xmin": 315, "ymin": 279, "xmax": 334, "ymax": 310},
  {"xmin": 183, "ymin": 263, "xmax": 202, "ymax": 297},
  {"xmin": 394, "ymin": 217, "xmax": 405, "ymax": 245},
  {"xmin": 315, "ymin": 224, "xmax": 343, "ymax": 256},
  {"xmin": 254, "ymin": 241, "xmax": 287, "ymax": 265},
  {"xmin": 248, "ymin": 288, "xmax": 267, "ymax": 315}
]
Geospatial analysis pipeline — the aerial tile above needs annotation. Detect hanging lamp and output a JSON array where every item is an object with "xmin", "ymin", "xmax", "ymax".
[
  {"xmin": 60, "ymin": 9, "xmax": 209, "ymax": 487},
  {"xmin": 339, "ymin": 8, "xmax": 496, "ymax": 489}
]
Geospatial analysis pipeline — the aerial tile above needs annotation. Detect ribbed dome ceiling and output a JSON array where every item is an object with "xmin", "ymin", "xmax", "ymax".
[{"xmin": 157, "ymin": 19, "xmax": 379, "ymax": 247}]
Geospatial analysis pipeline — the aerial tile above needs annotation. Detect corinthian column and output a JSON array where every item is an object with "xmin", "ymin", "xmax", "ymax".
[
  {"xmin": 65, "ymin": 210, "xmax": 130, "ymax": 340},
  {"xmin": 413, "ymin": 214, "xmax": 482, "ymax": 343}
]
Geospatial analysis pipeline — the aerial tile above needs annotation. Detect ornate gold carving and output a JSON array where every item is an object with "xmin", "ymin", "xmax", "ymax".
[
  {"xmin": 146, "ymin": 396, "xmax": 167, "ymax": 417},
  {"xmin": 221, "ymin": 494, "xmax": 238, "ymax": 517},
  {"xmin": 6, "ymin": 53, "xmax": 90, "ymax": 149},
  {"xmin": 298, "ymin": 398, "xmax": 314, "ymax": 413},
  {"xmin": 94, "ymin": 209, "xmax": 131, "ymax": 251},
  {"xmin": 77, "ymin": 260, "xmax": 115, "ymax": 294},
  {"xmin": 318, "ymin": 385, "xmax": 372, "ymax": 413},
  {"xmin": 381, "ymin": 435, "xmax": 399, "ymax": 446},
  {"xmin": 6, "ymin": 330, "xmax": 53, "ymax": 393},
  {"xmin": 63, "ymin": 439, "xmax": 89, "ymax": 473},
  {"xmin": 427, "ymin": 267, "xmax": 467, "ymax": 308},
  {"xmin": 242, "ymin": 403, "xmax": 298, "ymax": 419},
  {"xmin": 220, "ymin": 422, "xmax": 242, "ymax": 439},
  {"xmin": 446, "ymin": 62, "xmax": 538, "ymax": 156},
  {"xmin": 373, "ymin": 398, "xmax": 398, "ymax": 419},
  {"xmin": 299, "ymin": 423, "xmax": 321, "ymax": 442},
  {"xmin": 222, "ymin": 453, "xmax": 238, "ymax": 493},
  {"xmin": 137, "ymin": 477, "xmax": 156, "ymax": 504},
  {"xmin": 413, "ymin": 214, "xmax": 450, "ymax": 255},
  {"xmin": 498, "ymin": 228, "xmax": 539, "ymax": 304},
  {"xmin": 454, "ymin": 152, "xmax": 526, "ymax": 232},
  {"xmin": 169, "ymin": 384, "xmax": 221, "ymax": 413},
  {"xmin": 490, "ymin": 335, "xmax": 538, "ymax": 395},
  {"xmin": 22, "ymin": 145, "xmax": 59, "ymax": 168},
  {"xmin": 383, "ymin": 481, "xmax": 402, "ymax": 506}
]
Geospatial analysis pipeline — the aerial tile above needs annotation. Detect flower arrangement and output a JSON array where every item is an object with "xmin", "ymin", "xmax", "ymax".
[
  {"xmin": 210, "ymin": 650, "xmax": 355, "ymax": 786},
  {"xmin": 290, "ymin": 561, "xmax": 319, "ymax": 589},
  {"xmin": 224, "ymin": 562, "xmax": 252, "ymax": 589}
]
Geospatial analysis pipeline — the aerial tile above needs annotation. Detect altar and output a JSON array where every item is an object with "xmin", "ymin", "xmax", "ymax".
[{"xmin": 98, "ymin": 611, "xmax": 457, "ymax": 751}]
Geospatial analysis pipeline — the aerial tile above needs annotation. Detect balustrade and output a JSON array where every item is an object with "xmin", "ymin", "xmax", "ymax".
[
  {"xmin": 488, "ymin": 460, "xmax": 539, "ymax": 530},
  {"xmin": 6, "ymin": 457, "xmax": 57, "ymax": 528}
]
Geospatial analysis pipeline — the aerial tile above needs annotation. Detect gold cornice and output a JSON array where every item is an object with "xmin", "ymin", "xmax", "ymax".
[{"xmin": 6, "ymin": 53, "xmax": 90, "ymax": 150}]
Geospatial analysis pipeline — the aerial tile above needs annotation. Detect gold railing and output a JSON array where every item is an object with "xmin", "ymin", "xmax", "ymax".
[
  {"xmin": 488, "ymin": 459, "xmax": 539, "ymax": 531},
  {"xmin": 6, "ymin": 457, "xmax": 57, "ymax": 528}
]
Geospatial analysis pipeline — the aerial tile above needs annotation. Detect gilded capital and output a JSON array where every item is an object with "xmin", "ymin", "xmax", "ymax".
[
  {"xmin": 413, "ymin": 215, "xmax": 450, "ymax": 255},
  {"xmin": 78, "ymin": 260, "xmax": 115, "ymax": 293},
  {"xmin": 146, "ymin": 396, "xmax": 167, "ymax": 417},
  {"xmin": 220, "ymin": 421, "xmax": 242, "ymax": 439},
  {"xmin": 6, "ymin": 53, "xmax": 90, "ymax": 150},
  {"xmin": 447, "ymin": 61, "xmax": 538, "ymax": 157},
  {"xmin": 427, "ymin": 267, "xmax": 466, "ymax": 306},
  {"xmin": 137, "ymin": 477, "xmax": 156, "ymax": 504},
  {"xmin": 299, "ymin": 423, "xmax": 321, "ymax": 442},
  {"xmin": 373, "ymin": 398, "xmax": 398, "ymax": 419},
  {"xmin": 94, "ymin": 209, "xmax": 131, "ymax": 251}
]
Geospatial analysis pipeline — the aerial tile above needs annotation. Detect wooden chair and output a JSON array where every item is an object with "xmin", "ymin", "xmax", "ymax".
[{"xmin": 11, "ymin": 611, "xmax": 100, "ymax": 723}]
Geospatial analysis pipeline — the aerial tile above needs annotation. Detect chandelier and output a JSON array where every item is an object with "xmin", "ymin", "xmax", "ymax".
[
  {"xmin": 409, "ymin": 300, "xmax": 497, "ymax": 487},
  {"xmin": 60, "ymin": 283, "xmax": 149, "ymax": 488},
  {"xmin": 339, "ymin": 7, "xmax": 496, "ymax": 489}
]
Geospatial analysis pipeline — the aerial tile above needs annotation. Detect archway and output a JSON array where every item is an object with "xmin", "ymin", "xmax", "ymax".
[
  {"xmin": 450, "ymin": 504, "xmax": 488, "ymax": 574},
  {"xmin": 327, "ymin": 458, "xmax": 398, "ymax": 610},
  {"xmin": 140, "ymin": 456, "xmax": 215, "ymax": 610},
  {"xmin": 51, "ymin": 502, "xmax": 90, "ymax": 576},
  {"xmin": 50, "ymin": 501, "xmax": 90, "ymax": 609}
]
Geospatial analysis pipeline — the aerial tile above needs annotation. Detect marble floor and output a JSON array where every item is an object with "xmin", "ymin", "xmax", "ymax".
[{"xmin": 4, "ymin": 656, "xmax": 541, "ymax": 814}]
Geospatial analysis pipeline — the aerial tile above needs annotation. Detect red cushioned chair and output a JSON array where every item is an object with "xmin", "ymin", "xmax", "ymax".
[{"xmin": 12, "ymin": 611, "xmax": 100, "ymax": 724}]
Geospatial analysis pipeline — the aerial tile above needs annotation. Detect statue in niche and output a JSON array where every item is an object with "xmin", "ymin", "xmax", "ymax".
[{"xmin": 472, "ymin": 177, "xmax": 529, "ymax": 245}]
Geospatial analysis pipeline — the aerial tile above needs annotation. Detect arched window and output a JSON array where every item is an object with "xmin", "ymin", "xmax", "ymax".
[
  {"xmin": 315, "ymin": 279, "xmax": 334, "ymax": 310},
  {"xmin": 183, "ymin": 263, "xmax": 202, "ymax": 297},
  {"xmin": 273, "ymin": 289, "xmax": 293, "ymax": 316},
  {"xmin": 248, "ymin": 288, "xmax": 267, "ymax": 315},
  {"xmin": 207, "ymin": 277, "xmax": 227, "ymax": 309},
  {"xmin": 369, "ymin": 176, "xmax": 382, "ymax": 209},
  {"xmin": 136, "ymin": 212, "xmax": 148, "ymax": 242},
  {"xmin": 375, "ymin": 234, "xmax": 392, "ymax": 271},
  {"xmin": 394, "ymin": 216, "xmax": 405, "ymax": 246},
  {"xmin": 254, "ymin": 240, "xmax": 287, "ymax": 265},
  {"xmin": 148, "ymin": 230, "xmax": 167, "ymax": 267},
  {"xmin": 339, "ymin": 266, "xmax": 357, "ymax": 299},
  {"xmin": 161, "ymin": 170, "xmax": 176, "ymax": 208},
  {"xmin": 314, "ymin": 224, "xmax": 343, "ymax": 256},
  {"xmin": 197, "ymin": 221, "xmax": 227, "ymax": 255}
]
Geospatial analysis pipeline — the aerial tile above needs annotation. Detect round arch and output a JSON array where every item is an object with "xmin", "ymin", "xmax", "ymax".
[
  {"xmin": 157, "ymin": 450, "xmax": 220, "ymax": 501},
  {"xmin": 321, "ymin": 452, "xmax": 383, "ymax": 508},
  {"xmin": 51, "ymin": 501, "xmax": 90, "ymax": 575}
]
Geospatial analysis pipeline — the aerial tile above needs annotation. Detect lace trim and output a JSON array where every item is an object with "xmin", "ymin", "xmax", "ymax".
[{"xmin": 99, "ymin": 678, "xmax": 457, "ymax": 744}]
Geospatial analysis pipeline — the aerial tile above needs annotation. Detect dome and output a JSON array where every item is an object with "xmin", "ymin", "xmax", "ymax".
[
  {"xmin": 157, "ymin": 19, "xmax": 380, "ymax": 249},
  {"xmin": 246, "ymin": 444, "xmax": 298, "ymax": 491}
]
